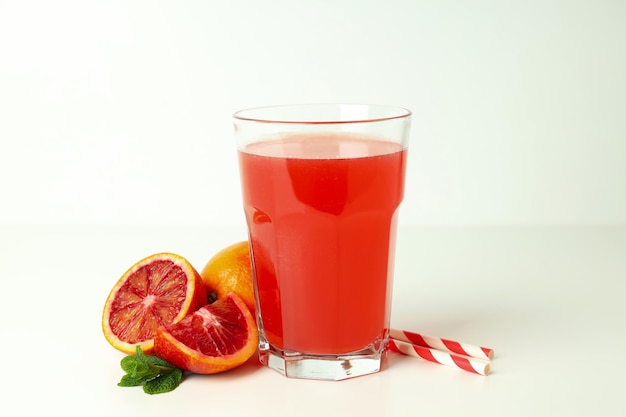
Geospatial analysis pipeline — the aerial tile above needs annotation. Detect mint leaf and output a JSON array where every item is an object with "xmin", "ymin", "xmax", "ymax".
[
  {"xmin": 120, "ymin": 356, "xmax": 150, "ymax": 376},
  {"xmin": 118, "ymin": 372, "xmax": 153, "ymax": 387},
  {"xmin": 117, "ymin": 346, "xmax": 184, "ymax": 394},
  {"xmin": 143, "ymin": 354, "xmax": 175, "ymax": 368},
  {"xmin": 143, "ymin": 368, "xmax": 183, "ymax": 395}
]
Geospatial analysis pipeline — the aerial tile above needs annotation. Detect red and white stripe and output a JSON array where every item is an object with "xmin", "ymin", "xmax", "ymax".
[
  {"xmin": 388, "ymin": 339, "xmax": 490, "ymax": 376},
  {"xmin": 390, "ymin": 328, "xmax": 494, "ymax": 361}
]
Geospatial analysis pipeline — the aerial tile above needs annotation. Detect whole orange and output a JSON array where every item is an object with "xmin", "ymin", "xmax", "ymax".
[{"xmin": 200, "ymin": 241, "xmax": 256, "ymax": 314}]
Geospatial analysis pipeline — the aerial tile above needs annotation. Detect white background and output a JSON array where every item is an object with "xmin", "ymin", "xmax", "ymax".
[
  {"xmin": 1, "ymin": 0, "xmax": 624, "ymax": 226},
  {"xmin": 1, "ymin": 2, "xmax": 625, "ymax": 415}
]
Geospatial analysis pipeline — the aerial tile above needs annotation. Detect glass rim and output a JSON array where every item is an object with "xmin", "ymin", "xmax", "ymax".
[{"xmin": 232, "ymin": 103, "xmax": 412, "ymax": 125}]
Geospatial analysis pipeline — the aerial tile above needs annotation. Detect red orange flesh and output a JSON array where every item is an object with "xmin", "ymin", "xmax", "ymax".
[
  {"xmin": 102, "ymin": 253, "xmax": 208, "ymax": 354},
  {"xmin": 154, "ymin": 292, "xmax": 258, "ymax": 374}
]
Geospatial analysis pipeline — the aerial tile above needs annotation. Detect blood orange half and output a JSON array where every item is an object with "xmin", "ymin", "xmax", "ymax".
[
  {"xmin": 102, "ymin": 253, "xmax": 208, "ymax": 354},
  {"xmin": 154, "ymin": 292, "xmax": 258, "ymax": 374}
]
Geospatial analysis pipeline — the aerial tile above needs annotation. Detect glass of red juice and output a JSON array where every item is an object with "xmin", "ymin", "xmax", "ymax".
[{"xmin": 233, "ymin": 104, "xmax": 411, "ymax": 380}]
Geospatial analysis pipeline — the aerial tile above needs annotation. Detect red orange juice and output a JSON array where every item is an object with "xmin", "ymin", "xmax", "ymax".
[{"xmin": 238, "ymin": 133, "xmax": 407, "ymax": 355}]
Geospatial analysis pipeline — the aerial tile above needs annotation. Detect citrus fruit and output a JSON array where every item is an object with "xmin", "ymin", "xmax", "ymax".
[
  {"xmin": 200, "ymin": 241, "xmax": 256, "ymax": 313},
  {"xmin": 154, "ymin": 292, "xmax": 258, "ymax": 374},
  {"xmin": 102, "ymin": 252, "xmax": 208, "ymax": 355}
]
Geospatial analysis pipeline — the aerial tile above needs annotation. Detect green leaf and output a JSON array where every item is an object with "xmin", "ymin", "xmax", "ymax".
[
  {"xmin": 120, "ymin": 353, "xmax": 139, "ymax": 373},
  {"xmin": 143, "ymin": 354, "xmax": 175, "ymax": 369},
  {"xmin": 116, "ymin": 345, "xmax": 184, "ymax": 394},
  {"xmin": 143, "ymin": 368, "xmax": 183, "ymax": 395},
  {"xmin": 120, "ymin": 346, "xmax": 146, "ymax": 369},
  {"xmin": 121, "ymin": 358, "xmax": 150, "ymax": 375},
  {"xmin": 118, "ymin": 373, "xmax": 153, "ymax": 387}
]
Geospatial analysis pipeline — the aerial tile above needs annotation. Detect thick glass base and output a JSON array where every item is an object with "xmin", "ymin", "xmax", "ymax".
[{"xmin": 258, "ymin": 341, "xmax": 388, "ymax": 381}]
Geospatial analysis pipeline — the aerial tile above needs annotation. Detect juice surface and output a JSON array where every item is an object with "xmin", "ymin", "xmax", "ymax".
[{"xmin": 238, "ymin": 133, "xmax": 407, "ymax": 354}]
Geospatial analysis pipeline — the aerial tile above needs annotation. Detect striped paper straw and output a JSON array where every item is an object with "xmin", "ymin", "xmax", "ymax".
[
  {"xmin": 388, "ymin": 339, "xmax": 490, "ymax": 376},
  {"xmin": 390, "ymin": 328, "xmax": 494, "ymax": 360}
]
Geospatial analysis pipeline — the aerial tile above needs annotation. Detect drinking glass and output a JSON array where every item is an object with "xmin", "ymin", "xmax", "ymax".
[{"xmin": 233, "ymin": 104, "xmax": 411, "ymax": 380}]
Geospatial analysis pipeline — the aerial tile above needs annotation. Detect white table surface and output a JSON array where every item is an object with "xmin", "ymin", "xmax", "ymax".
[{"xmin": 1, "ymin": 224, "xmax": 624, "ymax": 416}]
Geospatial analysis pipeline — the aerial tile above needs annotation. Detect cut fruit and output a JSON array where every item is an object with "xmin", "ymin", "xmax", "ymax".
[
  {"xmin": 200, "ymin": 241, "xmax": 256, "ymax": 314},
  {"xmin": 154, "ymin": 292, "xmax": 258, "ymax": 374},
  {"xmin": 102, "ymin": 253, "xmax": 208, "ymax": 355}
]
